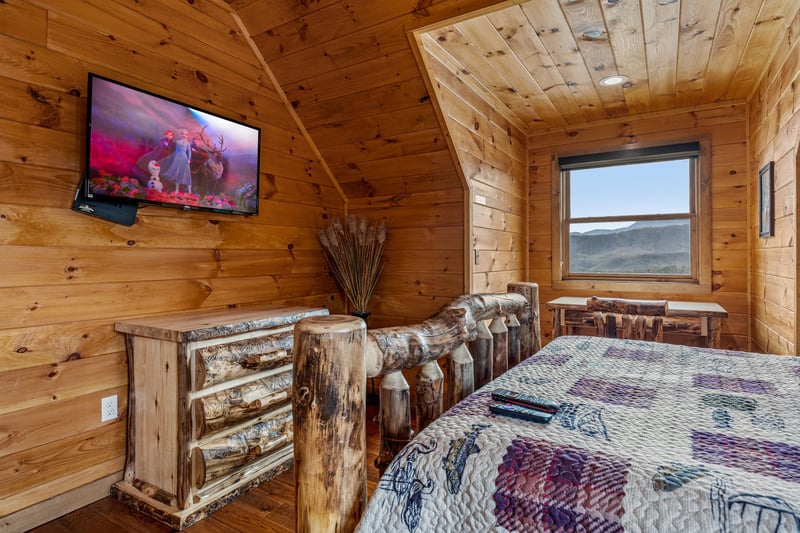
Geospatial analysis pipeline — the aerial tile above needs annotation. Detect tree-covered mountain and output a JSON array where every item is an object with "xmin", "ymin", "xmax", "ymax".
[{"xmin": 570, "ymin": 220, "xmax": 690, "ymax": 274}]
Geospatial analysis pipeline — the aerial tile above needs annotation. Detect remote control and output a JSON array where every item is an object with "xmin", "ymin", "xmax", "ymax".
[
  {"xmin": 489, "ymin": 402, "xmax": 554, "ymax": 424},
  {"xmin": 491, "ymin": 388, "xmax": 559, "ymax": 413}
]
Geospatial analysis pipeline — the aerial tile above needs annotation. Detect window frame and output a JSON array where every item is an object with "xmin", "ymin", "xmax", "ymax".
[{"xmin": 551, "ymin": 140, "xmax": 712, "ymax": 294}]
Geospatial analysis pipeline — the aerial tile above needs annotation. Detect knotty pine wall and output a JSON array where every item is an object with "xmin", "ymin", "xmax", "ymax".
[
  {"xmin": 529, "ymin": 105, "xmax": 749, "ymax": 350},
  {"xmin": 0, "ymin": 1, "xmax": 343, "ymax": 527},
  {"xmin": 237, "ymin": 0, "xmax": 513, "ymax": 328},
  {"xmin": 419, "ymin": 42, "xmax": 527, "ymax": 293},
  {"xmin": 748, "ymin": 8, "xmax": 800, "ymax": 355}
]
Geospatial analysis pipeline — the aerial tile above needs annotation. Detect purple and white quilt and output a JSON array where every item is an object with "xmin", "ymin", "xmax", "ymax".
[{"xmin": 357, "ymin": 336, "xmax": 800, "ymax": 532}]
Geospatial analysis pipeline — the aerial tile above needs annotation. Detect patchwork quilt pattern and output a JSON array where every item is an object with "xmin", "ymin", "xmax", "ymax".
[{"xmin": 357, "ymin": 336, "xmax": 800, "ymax": 532}]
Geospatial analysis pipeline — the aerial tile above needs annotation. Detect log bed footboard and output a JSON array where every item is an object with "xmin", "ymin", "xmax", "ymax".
[{"xmin": 292, "ymin": 282, "xmax": 540, "ymax": 532}]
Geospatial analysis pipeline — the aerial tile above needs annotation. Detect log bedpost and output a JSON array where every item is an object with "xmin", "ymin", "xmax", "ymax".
[
  {"xmin": 293, "ymin": 315, "xmax": 366, "ymax": 533},
  {"xmin": 415, "ymin": 360, "xmax": 444, "ymax": 433},
  {"xmin": 447, "ymin": 343, "xmax": 474, "ymax": 407},
  {"xmin": 506, "ymin": 314, "xmax": 521, "ymax": 368},
  {"xmin": 470, "ymin": 320, "xmax": 493, "ymax": 389},
  {"xmin": 489, "ymin": 316, "xmax": 508, "ymax": 379},
  {"xmin": 375, "ymin": 370, "xmax": 414, "ymax": 472},
  {"xmin": 507, "ymin": 282, "xmax": 541, "ymax": 358}
]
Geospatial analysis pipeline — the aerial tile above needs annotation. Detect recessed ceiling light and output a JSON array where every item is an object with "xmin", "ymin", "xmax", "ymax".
[
  {"xmin": 599, "ymin": 75, "xmax": 629, "ymax": 86},
  {"xmin": 583, "ymin": 28, "xmax": 606, "ymax": 40}
]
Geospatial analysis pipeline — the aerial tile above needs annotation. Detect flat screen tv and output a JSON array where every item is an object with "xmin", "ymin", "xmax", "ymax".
[{"xmin": 83, "ymin": 73, "xmax": 261, "ymax": 215}]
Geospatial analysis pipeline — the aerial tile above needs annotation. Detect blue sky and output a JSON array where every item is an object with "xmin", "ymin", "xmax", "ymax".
[{"xmin": 569, "ymin": 159, "xmax": 689, "ymax": 232}]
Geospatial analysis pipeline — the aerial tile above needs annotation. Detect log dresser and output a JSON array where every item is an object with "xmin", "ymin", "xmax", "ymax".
[{"xmin": 111, "ymin": 305, "xmax": 328, "ymax": 529}]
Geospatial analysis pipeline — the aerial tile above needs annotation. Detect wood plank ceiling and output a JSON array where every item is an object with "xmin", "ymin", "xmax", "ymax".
[
  {"xmin": 420, "ymin": 0, "xmax": 800, "ymax": 134},
  {"xmin": 233, "ymin": 0, "xmax": 800, "ymax": 184}
]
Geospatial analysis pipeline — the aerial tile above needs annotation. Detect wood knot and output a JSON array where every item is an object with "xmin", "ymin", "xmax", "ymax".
[{"xmin": 296, "ymin": 386, "xmax": 310, "ymax": 405}]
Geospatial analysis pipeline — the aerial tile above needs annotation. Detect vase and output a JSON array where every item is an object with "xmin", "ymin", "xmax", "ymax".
[
  {"xmin": 350, "ymin": 310, "xmax": 371, "ymax": 323},
  {"xmin": 350, "ymin": 310, "xmax": 378, "ymax": 405}
]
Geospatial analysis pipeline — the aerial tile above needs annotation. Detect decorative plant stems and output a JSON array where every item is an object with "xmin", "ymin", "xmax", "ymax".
[{"xmin": 319, "ymin": 215, "xmax": 387, "ymax": 313}]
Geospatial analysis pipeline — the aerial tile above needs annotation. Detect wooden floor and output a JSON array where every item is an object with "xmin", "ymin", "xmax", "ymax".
[{"xmin": 29, "ymin": 404, "xmax": 383, "ymax": 533}]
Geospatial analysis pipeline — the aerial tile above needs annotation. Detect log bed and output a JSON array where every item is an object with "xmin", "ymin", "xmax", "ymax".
[
  {"xmin": 291, "ymin": 282, "xmax": 800, "ymax": 532},
  {"xmin": 292, "ymin": 282, "xmax": 541, "ymax": 532}
]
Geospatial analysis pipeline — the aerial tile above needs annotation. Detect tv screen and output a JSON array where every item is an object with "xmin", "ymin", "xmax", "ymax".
[{"xmin": 83, "ymin": 73, "xmax": 261, "ymax": 215}]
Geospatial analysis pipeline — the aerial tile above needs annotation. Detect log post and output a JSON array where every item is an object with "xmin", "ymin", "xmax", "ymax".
[
  {"xmin": 651, "ymin": 317, "xmax": 664, "ymax": 342},
  {"xmin": 506, "ymin": 314, "xmax": 521, "ymax": 368},
  {"xmin": 293, "ymin": 315, "xmax": 366, "ymax": 533},
  {"xmin": 594, "ymin": 312, "xmax": 618, "ymax": 337},
  {"xmin": 489, "ymin": 316, "xmax": 508, "ymax": 379},
  {"xmin": 415, "ymin": 361, "xmax": 444, "ymax": 433},
  {"xmin": 553, "ymin": 308, "xmax": 562, "ymax": 339},
  {"xmin": 621, "ymin": 315, "xmax": 633, "ymax": 339},
  {"xmin": 633, "ymin": 315, "xmax": 647, "ymax": 339},
  {"xmin": 469, "ymin": 320, "xmax": 493, "ymax": 389},
  {"xmin": 507, "ymin": 282, "xmax": 541, "ymax": 357},
  {"xmin": 447, "ymin": 343, "xmax": 474, "ymax": 408},
  {"xmin": 375, "ymin": 370, "xmax": 413, "ymax": 473},
  {"xmin": 708, "ymin": 317, "xmax": 722, "ymax": 348},
  {"xmin": 608, "ymin": 313, "xmax": 618, "ymax": 337}
]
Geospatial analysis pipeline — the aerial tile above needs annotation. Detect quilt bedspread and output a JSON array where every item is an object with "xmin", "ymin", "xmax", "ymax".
[{"xmin": 357, "ymin": 336, "xmax": 800, "ymax": 532}]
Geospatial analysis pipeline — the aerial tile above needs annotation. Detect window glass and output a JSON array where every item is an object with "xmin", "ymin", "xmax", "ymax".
[
  {"xmin": 569, "ymin": 160, "xmax": 690, "ymax": 218},
  {"xmin": 560, "ymin": 145, "xmax": 698, "ymax": 281}
]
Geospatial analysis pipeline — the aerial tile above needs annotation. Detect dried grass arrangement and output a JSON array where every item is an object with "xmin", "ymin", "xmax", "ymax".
[{"xmin": 318, "ymin": 215, "xmax": 387, "ymax": 314}]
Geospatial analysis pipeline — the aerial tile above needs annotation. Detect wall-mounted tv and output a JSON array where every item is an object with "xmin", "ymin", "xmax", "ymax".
[{"xmin": 83, "ymin": 73, "xmax": 261, "ymax": 216}]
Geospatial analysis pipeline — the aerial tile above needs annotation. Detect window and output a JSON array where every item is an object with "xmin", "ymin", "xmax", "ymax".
[{"xmin": 553, "ymin": 142, "xmax": 711, "ymax": 292}]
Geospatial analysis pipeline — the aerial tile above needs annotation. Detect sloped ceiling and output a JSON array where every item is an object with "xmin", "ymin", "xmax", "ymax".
[
  {"xmin": 231, "ymin": 0, "xmax": 507, "ymax": 201},
  {"xmin": 234, "ymin": 0, "xmax": 799, "ymax": 149}
]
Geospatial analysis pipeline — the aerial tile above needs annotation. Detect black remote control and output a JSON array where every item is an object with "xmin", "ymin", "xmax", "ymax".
[
  {"xmin": 489, "ymin": 402, "xmax": 554, "ymax": 424},
  {"xmin": 491, "ymin": 388, "xmax": 559, "ymax": 413}
]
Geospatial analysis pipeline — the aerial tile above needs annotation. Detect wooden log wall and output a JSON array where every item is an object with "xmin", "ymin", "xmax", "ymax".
[
  {"xmin": 418, "ymin": 35, "xmax": 528, "ymax": 294},
  {"xmin": 748, "ymin": 7, "xmax": 800, "ymax": 355},
  {"xmin": 238, "ymin": 0, "xmax": 512, "ymax": 327},
  {"xmin": 0, "ymin": 0, "xmax": 344, "ymax": 528},
  {"xmin": 529, "ymin": 104, "xmax": 750, "ymax": 350}
]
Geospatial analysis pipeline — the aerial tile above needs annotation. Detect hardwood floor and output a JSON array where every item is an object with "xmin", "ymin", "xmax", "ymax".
[{"xmin": 29, "ymin": 405, "xmax": 383, "ymax": 533}]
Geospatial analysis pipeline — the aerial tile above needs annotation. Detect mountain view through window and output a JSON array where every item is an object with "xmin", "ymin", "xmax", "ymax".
[
  {"xmin": 562, "ymin": 149, "xmax": 697, "ymax": 279},
  {"xmin": 569, "ymin": 219, "xmax": 691, "ymax": 274}
]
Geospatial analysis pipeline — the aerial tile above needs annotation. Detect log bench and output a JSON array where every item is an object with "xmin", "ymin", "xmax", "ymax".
[{"xmin": 546, "ymin": 296, "xmax": 728, "ymax": 348}]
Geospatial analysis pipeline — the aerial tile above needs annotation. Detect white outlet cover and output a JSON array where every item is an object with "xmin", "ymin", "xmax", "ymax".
[{"xmin": 101, "ymin": 395, "xmax": 118, "ymax": 422}]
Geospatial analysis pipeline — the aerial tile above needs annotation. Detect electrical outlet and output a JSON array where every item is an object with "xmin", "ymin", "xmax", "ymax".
[{"xmin": 101, "ymin": 395, "xmax": 118, "ymax": 422}]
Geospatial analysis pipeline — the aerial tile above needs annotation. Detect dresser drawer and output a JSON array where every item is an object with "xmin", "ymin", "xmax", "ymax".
[
  {"xmin": 192, "ymin": 367, "xmax": 292, "ymax": 439},
  {"xmin": 192, "ymin": 405, "xmax": 293, "ymax": 489},
  {"xmin": 194, "ymin": 330, "xmax": 293, "ymax": 389}
]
